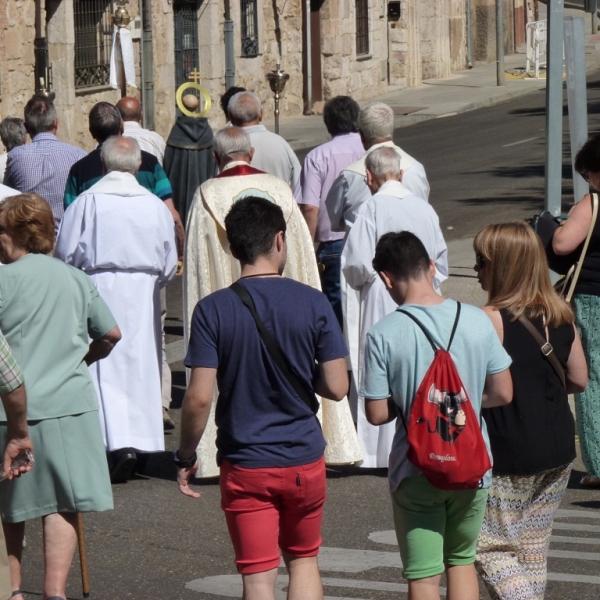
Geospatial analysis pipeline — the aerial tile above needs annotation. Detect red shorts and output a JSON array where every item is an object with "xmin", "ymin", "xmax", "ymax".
[{"xmin": 220, "ymin": 457, "xmax": 326, "ymax": 575}]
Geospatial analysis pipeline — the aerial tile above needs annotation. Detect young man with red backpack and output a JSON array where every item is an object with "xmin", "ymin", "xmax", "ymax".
[{"xmin": 361, "ymin": 231, "xmax": 513, "ymax": 600}]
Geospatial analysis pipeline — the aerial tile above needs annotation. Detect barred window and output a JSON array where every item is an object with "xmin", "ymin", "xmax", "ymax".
[
  {"xmin": 74, "ymin": 0, "xmax": 114, "ymax": 89},
  {"xmin": 241, "ymin": 0, "xmax": 259, "ymax": 57},
  {"xmin": 356, "ymin": 0, "xmax": 369, "ymax": 56},
  {"xmin": 174, "ymin": 1, "xmax": 200, "ymax": 87}
]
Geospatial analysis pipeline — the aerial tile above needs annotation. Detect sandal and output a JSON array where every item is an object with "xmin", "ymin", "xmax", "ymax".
[
  {"xmin": 11, "ymin": 592, "xmax": 22, "ymax": 598},
  {"xmin": 580, "ymin": 474, "xmax": 600, "ymax": 487}
]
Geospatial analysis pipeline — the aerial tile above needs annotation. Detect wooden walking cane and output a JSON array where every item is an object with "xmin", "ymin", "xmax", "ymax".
[{"xmin": 76, "ymin": 513, "xmax": 90, "ymax": 597}]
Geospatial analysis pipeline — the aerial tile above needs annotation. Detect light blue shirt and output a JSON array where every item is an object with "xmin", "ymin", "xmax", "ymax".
[{"xmin": 360, "ymin": 299, "xmax": 512, "ymax": 492}]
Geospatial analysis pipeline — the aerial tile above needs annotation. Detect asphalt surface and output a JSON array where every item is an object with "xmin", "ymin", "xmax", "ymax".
[{"xmin": 17, "ymin": 71, "xmax": 600, "ymax": 600}]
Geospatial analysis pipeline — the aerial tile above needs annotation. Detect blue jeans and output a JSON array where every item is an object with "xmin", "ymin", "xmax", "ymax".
[{"xmin": 317, "ymin": 240, "xmax": 343, "ymax": 328}]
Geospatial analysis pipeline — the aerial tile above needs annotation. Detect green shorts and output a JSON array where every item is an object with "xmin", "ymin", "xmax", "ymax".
[{"xmin": 391, "ymin": 475, "xmax": 488, "ymax": 580}]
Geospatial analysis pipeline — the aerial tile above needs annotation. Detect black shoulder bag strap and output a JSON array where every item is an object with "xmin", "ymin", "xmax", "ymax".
[
  {"xmin": 230, "ymin": 281, "xmax": 320, "ymax": 415},
  {"xmin": 515, "ymin": 313, "xmax": 566, "ymax": 389}
]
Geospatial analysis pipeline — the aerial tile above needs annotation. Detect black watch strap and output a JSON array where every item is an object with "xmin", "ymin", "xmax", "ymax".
[{"xmin": 173, "ymin": 450, "xmax": 197, "ymax": 469}]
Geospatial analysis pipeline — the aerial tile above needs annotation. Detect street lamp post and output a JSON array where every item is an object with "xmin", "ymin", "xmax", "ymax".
[{"xmin": 266, "ymin": 63, "xmax": 290, "ymax": 135}]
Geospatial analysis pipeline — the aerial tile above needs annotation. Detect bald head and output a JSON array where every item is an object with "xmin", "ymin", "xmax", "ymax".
[
  {"xmin": 213, "ymin": 127, "xmax": 253, "ymax": 169},
  {"xmin": 182, "ymin": 94, "xmax": 199, "ymax": 111},
  {"xmin": 100, "ymin": 136, "xmax": 142, "ymax": 174},
  {"xmin": 116, "ymin": 97, "xmax": 142, "ymax": 122},
  {"xmin": 228, "ymin": 92, "xmax": 263, "ymax": 127}
]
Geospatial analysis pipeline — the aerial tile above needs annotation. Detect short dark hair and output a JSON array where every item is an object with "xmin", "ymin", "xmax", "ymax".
[
  {"xmin": 89, "ymin": 102, "xmax": 122, "ymax": 143},
  {"xmin": 225, "ymin": 197, "xmax": 286, "ymax": 264},
  {"xmin": 323, "ymin": 96, "xmax": 360, "ymax": 136},
  {"xmin": 575, "ymin": 134, "xmax": 600, "ymax": 176},
  {"xmin": 220, "ymin": 86, "xmax": 246, "ymax": 118},
  {"xmin": 24, "ymin": 94, "xmax": 57, "ymax": 135},
  {"xmin": 372, "ymin": 231, "xmax": 430, "ymax": 282},
  {"xmin": 0, "ymin": 118, "xmax": 26, "ymax": 151}
]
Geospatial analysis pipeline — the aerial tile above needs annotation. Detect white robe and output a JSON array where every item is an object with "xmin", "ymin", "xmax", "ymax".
[
  {"xmin": 55, "ymin": 171, "xmax": 178, "ymax": 452},
  {"xmin": 325, "ymin": 140, "xmax": 430, "ymax": 234},
  {"xmin": 342, "ymin": 180, "xmax": 448, "ymax": 468},
  {"xmin": 184, "ymin": 161, "xmax": 363, "ymax": 477}
]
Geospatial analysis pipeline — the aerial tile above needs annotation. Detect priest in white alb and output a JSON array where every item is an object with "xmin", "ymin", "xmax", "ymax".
[
  {"xmin": 184, "ymin": 126, "xmax": 363, "ymax": 477},
  {"xmin": 55, "ymin": 136, "xmax": 178, "ymax": 482},
  {"xmin": 342, "ymin": 146, "xmax": 448, "ymax": 468}
]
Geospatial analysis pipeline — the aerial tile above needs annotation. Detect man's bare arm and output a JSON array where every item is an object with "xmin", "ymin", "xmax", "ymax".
[
  {"xmin": 164, "ymin": 198, "xmax": 186, "ymax": 257},
  {"xmin": 299, "ymin": 204, "xmax": 319, "ymax": 241},
  {"xmin": 177, "ymin": 367, "xmax": 216, "ymax": 499},
  {"xmin": 482, "ymin": 369, "xmax": 513, "ymax": 408},
  {"xmin": 313, "ymin": 358, "xmax": 348, "ymax": 401},
  {"xmin": 365, "ymin": 397, "xmax": 397, "ymax": 425}
]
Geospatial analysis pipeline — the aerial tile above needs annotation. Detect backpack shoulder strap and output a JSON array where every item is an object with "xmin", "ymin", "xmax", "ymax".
[
  {"xmin": 397, "ymin": 309, "xmax": 438, "ymax": 352},
  {"xmin": 398, "ymin": 302, "xmax": 461, "ymax": 352}
]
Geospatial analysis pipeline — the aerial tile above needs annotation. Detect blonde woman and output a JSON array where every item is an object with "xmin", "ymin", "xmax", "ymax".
[{"xmin": 473, "ymin": 222, "xmax": 587, "ymax": 600}]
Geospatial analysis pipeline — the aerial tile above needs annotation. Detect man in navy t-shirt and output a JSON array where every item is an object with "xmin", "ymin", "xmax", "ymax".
[{"xmin": 176, "ymin": 196, "xmax": 349, "ymax": 600}]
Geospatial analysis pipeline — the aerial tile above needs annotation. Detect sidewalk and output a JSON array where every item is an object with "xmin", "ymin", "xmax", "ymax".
[{"xmin": 263, "ymin": 9, "xmax": 600, "ymax": 152}]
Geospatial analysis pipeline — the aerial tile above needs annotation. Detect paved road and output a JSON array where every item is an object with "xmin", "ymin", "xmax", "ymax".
[{"xmin": 16, "ymin": 73, "xmax": 600, "ymax": 599}]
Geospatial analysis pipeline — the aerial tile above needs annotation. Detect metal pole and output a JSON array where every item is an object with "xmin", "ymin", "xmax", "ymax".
[
  {"xmin": 544, "ymin": 0, "xmax": 564, "ymax": 215},
  {"xmin": 304, "ymin": 0, "xmax": 312, "ymax": 114},
  {"xmin": 274, "ymin": 91, "xmax": 280, "ymax": 135},
  {"xmin": 496, "ymin": 0, "xmax": 505, "ymax": 85},
  {"xmin": 224, "ymin": 0, "xmax": 235, "ymax": 89},
  {"xmin": 467, "ymin": 0, "xmax": 473, "ymax": 68},
  {"xmin": 139, "ymin": 0, "xmax": 147, "ymax": 128},
  {"xmin": 564, "ymin": 16, "xmax": 589, "ymax": 204},
  {"xmin": 142, "ymin": 0, "xmax": 155, "ymax": 130}
]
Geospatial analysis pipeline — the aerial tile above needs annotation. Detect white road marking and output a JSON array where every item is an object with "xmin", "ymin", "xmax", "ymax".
[
  {"xmin": 187, "ymin": 511, "xmax": 600, "ymax": 597},
  {"xmin": 553, "ymin": 522, "xmax": 600, "ymax": 533},
  {"xmin": 502, "ymin": 136, "xmax": 540, "ymax": 147},
  {"xmin": 550, "ymin": 534, "xmax": 600, "ymax": 546},
  {"xmin": 555, "ymin": 509, "xmax": 600, "ymax": 520}
]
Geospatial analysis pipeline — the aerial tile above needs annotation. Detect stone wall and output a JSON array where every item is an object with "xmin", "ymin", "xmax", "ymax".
[
  {"xmin": 472, "ymin": 0, "xmax": 515, "ymax": 62},
  {"xmin": 0, "ymin": 1, "xmax": 36, "ymax": 130}
]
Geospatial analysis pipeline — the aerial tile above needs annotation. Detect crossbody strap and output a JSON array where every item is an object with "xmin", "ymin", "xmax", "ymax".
[
  {"xmin": 230, "ymin": 282, "xmax": 320, "ymax": 415},
  {"xmin": 515, "ymin": 313, "xmax": 566, "ymax": 388},
  {"xmin": 565, "ymin": 192, "xmax": 599, "ymax": 302}
]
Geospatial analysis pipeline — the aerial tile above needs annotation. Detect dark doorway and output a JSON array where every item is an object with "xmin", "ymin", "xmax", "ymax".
[{"xmin": 303, "ymin": 0, "xmax": 325, "ymax": 113}]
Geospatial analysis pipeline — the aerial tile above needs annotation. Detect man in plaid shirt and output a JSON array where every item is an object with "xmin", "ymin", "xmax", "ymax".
[
  {"xmin": 4, "ymin": 94, "xmax": 86, "ymax": 228},
  {"xmin": 0, "ymin": 329, "xmax": 33, "ymax": 599}
]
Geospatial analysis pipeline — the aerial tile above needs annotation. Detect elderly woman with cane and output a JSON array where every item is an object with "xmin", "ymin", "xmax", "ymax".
[{"xmin": 0, "ymin": 193, "xmax": 121, "ymax": 600}]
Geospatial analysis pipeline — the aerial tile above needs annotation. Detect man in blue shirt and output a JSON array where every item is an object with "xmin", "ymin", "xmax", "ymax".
[
  {"xmin": 361, "ymin": 231, "xmax": 512, "ymax": 600},
  {"xmin": 4, "ymin": 94, "xmax": 86, "ymax": 228},
  {"xmin": 176, "ymin": 197, "xmax": 349, "ymax": 600}
]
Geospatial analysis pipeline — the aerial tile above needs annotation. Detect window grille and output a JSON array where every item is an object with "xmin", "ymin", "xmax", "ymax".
[
  {"xmin": 241, "ymin": 0, "xmax": 259, "ymax": 57},
  {"xmin": 174, "ymin": 1, "xmax": 200, "ymax": 87},
  {"xmin": 74, "ymin": 0, "xmax": 114, "ymax": 89},
  {"xmin": 356, "ymin": 0, "xmax": 369, "ymax": 56}
]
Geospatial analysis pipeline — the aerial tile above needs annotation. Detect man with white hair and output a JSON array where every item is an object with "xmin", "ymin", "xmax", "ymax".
[
  {"xmin": 342, "ymin": 146, "xmax": 447, "ymax": 468},
  {"xmin": 228, "ymin": 91, "xmax": 301, "ymax": 188},
  {"xmin": 55, "ymin": 136, "xmax": 178, "ymax": 483},
  {"xmin": 184, "ymin": 126, "xmax": 363, "ymax": 477},
  {"xmin": 326, "ymin": 102, "xmax": 430, "ymax": 233}
]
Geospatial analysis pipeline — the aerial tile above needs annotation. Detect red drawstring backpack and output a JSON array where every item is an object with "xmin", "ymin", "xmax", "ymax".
[{"xmin": 397, "ymin": 303, "xmax": 492, "ymax": 490}]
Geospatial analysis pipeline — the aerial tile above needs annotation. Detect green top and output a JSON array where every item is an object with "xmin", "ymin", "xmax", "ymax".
[{"xmin": 0, "ymin": 254, "xmax": 117, "ymax": 421}]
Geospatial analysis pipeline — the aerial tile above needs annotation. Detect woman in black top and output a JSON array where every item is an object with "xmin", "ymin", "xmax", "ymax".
[
  {"xmin": 473, "ymin": 222, "xmax": 587, "ymax": 600},
  {"xmin": 553, "ymin": 133, "xmax": 600, "ymax": 487}
]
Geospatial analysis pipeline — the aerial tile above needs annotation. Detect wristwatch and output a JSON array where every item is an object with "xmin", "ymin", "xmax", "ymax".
[{"xmin": 173, "ymin": 450, "xmax": 197, "ymax": 469}]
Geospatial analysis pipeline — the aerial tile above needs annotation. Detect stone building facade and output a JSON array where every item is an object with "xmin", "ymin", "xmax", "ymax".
[{"xmin": 0, "ymin": 0, "xmax": 524, "ymax": 149}]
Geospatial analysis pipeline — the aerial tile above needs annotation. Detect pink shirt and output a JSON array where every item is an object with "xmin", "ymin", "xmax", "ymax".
[{"xmin": 295, "ymin": 132, "xmax": 365, "ymax": 243}]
